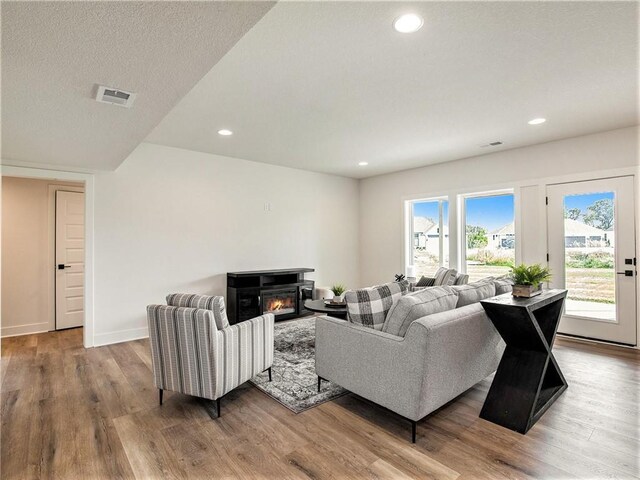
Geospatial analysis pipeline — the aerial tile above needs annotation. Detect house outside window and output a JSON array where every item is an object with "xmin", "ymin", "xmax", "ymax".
[
  {"xmin": 463, "ymin": 193, "xmax": 515, "ymax": 282},
  {"xmin": 409, "ymin": 198, "xmax": 449, "ymax": 278}
]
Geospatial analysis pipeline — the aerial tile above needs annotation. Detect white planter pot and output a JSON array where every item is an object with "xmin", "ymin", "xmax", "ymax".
[{"xmin": 512, "ymin": 284, "xmax": 543, "ymax": 298}]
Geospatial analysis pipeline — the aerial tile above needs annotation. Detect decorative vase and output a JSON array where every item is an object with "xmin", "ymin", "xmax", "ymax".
[
  {"xmin": 332, "ymin": 294, "xmax": 343, "ymax": 304},
  {"xmin": 315, "ymin": 287, "xmax": 333, "ymax": 300},
  {"xmin": 512, "ymin": 284, "xmax": 543, "ymax": 298}
]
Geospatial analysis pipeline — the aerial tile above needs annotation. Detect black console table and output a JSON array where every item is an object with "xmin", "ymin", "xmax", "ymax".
[
  {"xmin": 480, "ymin": 289, "xmax": 568, "ymax": 434},
  {"xmin": 227, "ymin": 268, "xmax": 314, "ymax": 324}
]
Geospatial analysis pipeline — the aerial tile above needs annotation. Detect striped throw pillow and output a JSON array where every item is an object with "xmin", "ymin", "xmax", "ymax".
[{"xmin": 433, "ymin": 267, "xmax": 458, "ymax": 286}]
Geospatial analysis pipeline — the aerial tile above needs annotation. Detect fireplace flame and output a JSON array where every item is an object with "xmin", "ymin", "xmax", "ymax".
[
  {"xmin": 266, "ymin": 296, "xmax": 295, "ymax": 313},
  {"xmin": 271, "ymin": 300, "xmax": 285, "ymax": 311}
]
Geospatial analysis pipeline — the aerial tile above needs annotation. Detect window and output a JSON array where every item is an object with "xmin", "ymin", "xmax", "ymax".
[
  {"xmin": 463, "ymin": 193, "xmax": 515, "ymax": 282},
  {"xmin": 563, "ymin": 191, "xmax": 615, "ymax": 320},
  {"xmin": 409, "ymin": 198, "xmax": 449, "ymax": 278}
]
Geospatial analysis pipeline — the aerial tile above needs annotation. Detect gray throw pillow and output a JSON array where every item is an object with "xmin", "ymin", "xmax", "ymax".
[
  {"xmin": 382, "ymin": 286, "xmax": 458, "ymax": 337},
  {"xmin": 494, "ymin": 276, "xmax": 514, "ymax": 295},
  {"xmin": 416, "ymin": 276, "xmax": 436, "ymax": 287},
  {"xmin": 451, "ymin": 280, "xmax": 496, "ymax": 308}
]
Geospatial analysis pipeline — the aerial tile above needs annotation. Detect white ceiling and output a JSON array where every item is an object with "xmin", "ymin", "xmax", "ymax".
[
  {"xmin": 146, "ymin": 1, "xmax": 639, "ymax": 179},
  {"xmin": 1, "ymin": 1, "xmax": 275, "ymax": 170}
]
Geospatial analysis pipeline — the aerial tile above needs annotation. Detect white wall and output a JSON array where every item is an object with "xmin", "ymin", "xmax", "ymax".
[
  {"xmin": 93, "ymin": 143, "xmax": 360, "ymax": 345},
  {"xmin": 1, "ymin": 177, "xmax": 84, "ymax": 336},
  {"xmin": 359, "ymin": 126, "xmax": 639, "ymax": 286},
  {"xmin": 3, "ymin": 126, "xmax": 637, "ymax": 346}
]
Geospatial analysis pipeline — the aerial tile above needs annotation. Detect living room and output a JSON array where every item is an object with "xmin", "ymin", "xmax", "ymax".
[{"xmin": 1, "ymin": 2, "xmax": 638, "ymax": 479}]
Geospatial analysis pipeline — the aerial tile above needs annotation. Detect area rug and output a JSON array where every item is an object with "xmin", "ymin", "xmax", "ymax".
[{"xmin": 250, "ymin": 316, "xmax": 347, "ymax": 413}]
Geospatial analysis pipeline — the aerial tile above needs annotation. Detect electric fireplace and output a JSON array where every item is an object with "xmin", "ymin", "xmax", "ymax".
[{"xmin": 226, "ymin": 268, "xmax": 315, "ymax": 324}]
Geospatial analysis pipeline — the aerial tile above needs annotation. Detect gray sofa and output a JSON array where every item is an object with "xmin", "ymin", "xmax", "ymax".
[{"xmin": 315, "ymin": 280, "xmax": 507, "ymax": 442}]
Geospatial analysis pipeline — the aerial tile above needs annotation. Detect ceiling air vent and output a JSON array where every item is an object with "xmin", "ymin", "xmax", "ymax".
[{"xmin": 95, "ymin": 85, "xmax": 136, "ymax": 108}]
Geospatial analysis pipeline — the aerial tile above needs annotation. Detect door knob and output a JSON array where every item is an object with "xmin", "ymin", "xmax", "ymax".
[{"xmin": 57, "ymin": 264, "xmax": 71, "ymax": 270}]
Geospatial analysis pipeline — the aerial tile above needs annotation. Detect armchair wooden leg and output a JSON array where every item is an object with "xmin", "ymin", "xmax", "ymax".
[
  {"xmin": 216, "ymin": 398, "xmax": 221, "ymax": 418},
  {"xmin": 317, "ymin": 376, "xmax": 322, "ymax": 393},
  {"xmin": 411, "ymin": 420, "xmax": 417, "ymax": 443},
  {"xmin": 268, "ymin": 367, "xmax": 272, "ymax": 382},
  {"xmin": 159, "ymin": 389, "xmax": 163, "ymax": 406}
]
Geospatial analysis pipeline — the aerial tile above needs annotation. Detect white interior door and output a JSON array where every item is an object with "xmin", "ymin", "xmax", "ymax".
[
  {"xmin": 547, "ymin": 176, "xmax": 637, "ymax": 345},
  {"xmin": 55, "ymin": 191, "xmax": 85, "ymax": 330}
]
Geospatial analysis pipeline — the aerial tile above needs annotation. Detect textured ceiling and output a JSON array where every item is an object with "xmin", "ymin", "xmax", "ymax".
[
  {"xmin": 147, "ymin": 1, "xmax": 639, "ymax": 179},
  {"xmin": 1, "ymin": 1, "xmax": 275, "ymax": 170}
]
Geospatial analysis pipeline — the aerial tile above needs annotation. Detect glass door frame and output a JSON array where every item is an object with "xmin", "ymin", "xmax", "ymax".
[{"xmin": 546, "ymin": 175, "xmax": 637, "ymax": 346}]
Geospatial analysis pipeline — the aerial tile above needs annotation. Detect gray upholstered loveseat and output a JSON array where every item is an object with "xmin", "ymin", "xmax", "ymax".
[{"xmin": 315, "ymin": 278, "xmax": 509, "ymax": 442}]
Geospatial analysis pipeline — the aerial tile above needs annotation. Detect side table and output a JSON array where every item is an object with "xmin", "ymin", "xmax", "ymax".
[
  {"xmin": 480, "ymin": 289, "xmax": 568, "ymax": 434},
  {"xmin": 303, "ymin": 299, "xmax": 348, "ymax": 320}
]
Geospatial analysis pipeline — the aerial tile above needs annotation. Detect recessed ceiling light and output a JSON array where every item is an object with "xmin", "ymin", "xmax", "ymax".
[
  {"xmin": 218, "ymin": 129, "xmax": 233, "ymax": 136},
  {"xmin": 393, "ymin": 14, "xmax": 424, "ymax": 33},
  {"xmin": 358, "ymin": 162, "xmax": 369, "ymax": 166},
  {"xmin": 528, "ymin": 118, "xmax": 546, "ymax": 125}
]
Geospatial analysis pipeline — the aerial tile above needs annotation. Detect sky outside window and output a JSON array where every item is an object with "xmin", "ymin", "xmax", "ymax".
[
  {"xmin": 564, "ymin": 192, "xmax": 614, "ymax": 212},
  {"xmin": 414, "ymin": 200, "xmax": 448, "ymax": 221},
  {"xmin": 465, "ymin": 195, "xmax": 514, "ymax": 231}
]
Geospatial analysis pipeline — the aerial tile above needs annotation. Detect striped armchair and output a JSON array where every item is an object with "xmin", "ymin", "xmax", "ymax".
[{"xmin": 146, "ymin": 294, "xmax": 274, "ymax": 417}]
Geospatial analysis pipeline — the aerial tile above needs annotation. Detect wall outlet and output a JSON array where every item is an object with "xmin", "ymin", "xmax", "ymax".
[{"xmin": 264, "ymin": 202, "xmax": 272, "ymax": 211}]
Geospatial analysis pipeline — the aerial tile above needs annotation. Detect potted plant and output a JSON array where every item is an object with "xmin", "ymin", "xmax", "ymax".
[
  {"xmin": 510, "ymin": 264, "xmax": 552, "ymax": 298},
  {"xmin": 331, "ymin": 284, "xmax": 347, "ymax": 304}
]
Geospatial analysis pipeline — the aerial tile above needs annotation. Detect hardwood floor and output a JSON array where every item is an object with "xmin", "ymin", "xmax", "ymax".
[{"xmin": 1, "ymin": 328, "xmax": 638, "ymax": 479}]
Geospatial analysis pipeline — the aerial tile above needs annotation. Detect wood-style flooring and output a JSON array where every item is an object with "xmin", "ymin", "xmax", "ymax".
[{"xmin": 1, "ymin": 327, "xmax": 639, "ymax": 479}]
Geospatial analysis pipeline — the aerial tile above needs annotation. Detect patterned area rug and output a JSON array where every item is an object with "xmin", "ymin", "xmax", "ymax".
[{"xmin": 250, "ymin": 316, "xmax": 347, "ymax": 413}]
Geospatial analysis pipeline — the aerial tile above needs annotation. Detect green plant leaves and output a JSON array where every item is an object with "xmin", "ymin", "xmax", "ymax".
[
  {"xmin": 509, "ymin": 263, "xmax": 552, "ymax": 286},
  {"xmin": 331, "ymin": 284, "xmax": 346, "ymax": 296}
]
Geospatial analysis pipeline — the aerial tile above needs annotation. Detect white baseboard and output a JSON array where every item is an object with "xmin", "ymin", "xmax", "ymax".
[
  {"xmin": 1, "ymin": 322, "xmax": 50, "ymax": 338},
  {"xmin": 93, "ymin": 326, "xmax": 149, "ymax": 347}
]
